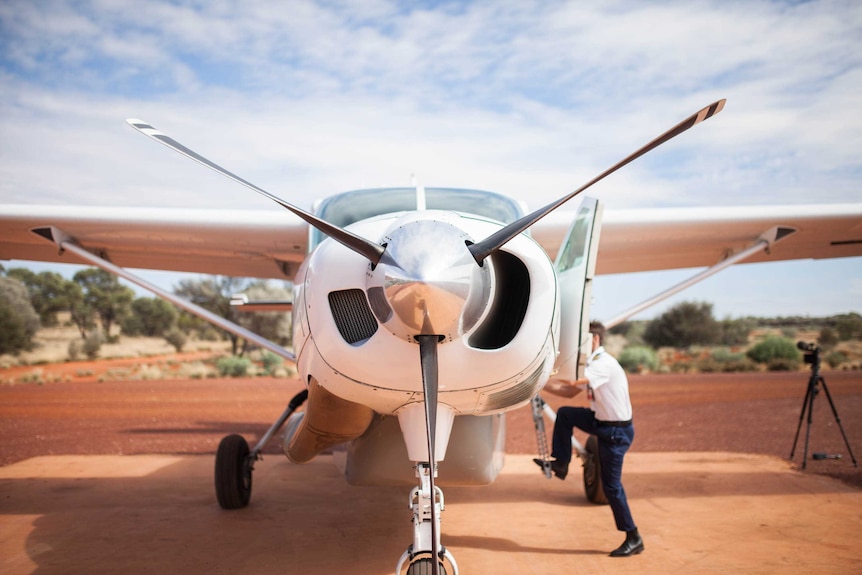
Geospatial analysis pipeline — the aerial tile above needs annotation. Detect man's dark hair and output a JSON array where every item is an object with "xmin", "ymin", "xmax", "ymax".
[{"xmin": 589, "ymin": 321, "xmax": 606, "ymax": 345}]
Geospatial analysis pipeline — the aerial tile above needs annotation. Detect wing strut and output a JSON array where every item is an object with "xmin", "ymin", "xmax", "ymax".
[
  {"xmin": 604, "ymin": 226, "xmax": 797, "ymax": 328},
  {"xmin": 30, "ymin": 225, "xmax": 296, "ymax": 363}
]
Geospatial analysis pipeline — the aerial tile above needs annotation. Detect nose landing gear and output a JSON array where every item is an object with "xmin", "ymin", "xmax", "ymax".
[{"xmin": 395, "ymin": 463, "xmax": 459, "ymax": 575}]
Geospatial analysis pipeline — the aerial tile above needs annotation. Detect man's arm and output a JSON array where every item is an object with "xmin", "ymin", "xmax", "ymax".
[{"xmin": 543, "ymin": 378, "xmax": 588, "ymax": 399}]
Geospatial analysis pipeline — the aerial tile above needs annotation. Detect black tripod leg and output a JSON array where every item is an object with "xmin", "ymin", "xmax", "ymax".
[
  {"xmin": 790, "ymin": 376, "xmax": 814, "ymax": 461},
  {"xmin": 818, "ymin": 377, "xmax": 859, "ymax": 467},
  {"xmin": 801, "ymin": 381, "xmax": 817, "ymax": 470}
]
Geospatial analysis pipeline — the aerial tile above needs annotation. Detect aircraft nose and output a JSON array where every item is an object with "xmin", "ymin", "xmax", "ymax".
[{"xmin": 369, "ymin": 217, "xmax": 492, "ymax": 341}]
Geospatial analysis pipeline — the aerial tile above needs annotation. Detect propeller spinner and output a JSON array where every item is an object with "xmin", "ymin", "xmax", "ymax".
[{"xmin": 367, "ymin": 214, "xmax": 493, "ymax": 342}]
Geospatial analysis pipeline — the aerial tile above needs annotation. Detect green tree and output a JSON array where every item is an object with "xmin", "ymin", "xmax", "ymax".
[
  {"xmin": 833, "ymin": 313, "xmax": 862, "ymax": 341},
  {"xmin": 643, "ymin": 301, "xmax": 720, "ymax": 349},
  {"xmin": 5, "ymin": 268, "xmax": 71, "ymax": 327},
  {"xmin": 0, "ymin": 277, "xmax": 40, "ymax": 354},
  {"xmin": 174, "ymin": 276, "xmax": 249, "ymax": 355},
  {"xmin": 73, "ymin": 269, "xmax": 134, "ymax": 338},
  {"xmin": 718, "ymin": 317, "xmax": 755, "ymax": 346},
  {"xmin": 122, "ymin": 297, "xmax": 178, "ymax": 337},
  {"xmin": 608, "ymin": 320, "xmax": 647, "ymax": 346},
  {"xmin": 65, "ymin": 281, "xmax": 95, "ymax": 338},
  {"xmin": 234, "ymin": 280, "xmax": 293, "ymax": 349}
]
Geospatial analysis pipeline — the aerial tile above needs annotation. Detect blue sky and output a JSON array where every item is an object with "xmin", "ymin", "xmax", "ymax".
[{"xmin": 1, "ymin": 0, "xmax": 860, "ymax": 320}]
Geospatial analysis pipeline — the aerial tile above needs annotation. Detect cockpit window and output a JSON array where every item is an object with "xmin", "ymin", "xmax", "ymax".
[
  {"xmin": 556, "ymin": 206, "xmax": 592, "ymax": 273},
  {"xmin": 310, "ymin": 187, "xmax": 524, "ymax": 250}
]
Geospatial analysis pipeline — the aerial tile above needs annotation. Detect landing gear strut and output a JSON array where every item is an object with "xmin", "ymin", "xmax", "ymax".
[
  {"xmin": 214, "ymin": 389, "xmax": 308, "ymax": 510},
  {"xmin": 532, "ymin": 394, "xmax": 607, "ymax": 504},
  {"xmin": 396, "ymin": 463, "xmax": 459, "ymax": 575}
]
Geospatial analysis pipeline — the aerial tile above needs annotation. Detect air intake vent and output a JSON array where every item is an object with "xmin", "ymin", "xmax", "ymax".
[
  {"xmin": 478, "ymin": 362, "xmax": 545, "ymax": 412},
  {"xmin": 328, "ymin": 289, "xmax": 378, "ymax": 344},
  {"xmin": 469, "ymin": 250, "xmax": 530, "ymax": 350}
]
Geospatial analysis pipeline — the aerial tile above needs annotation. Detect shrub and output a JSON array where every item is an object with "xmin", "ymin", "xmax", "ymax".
[
  {"xmin": 618, "ymin": 346, "xmax": 660, "ymax": 374},
  {"xmin": 767, "ymin": 358, "xmax": 800, "ymax": 371},
  {"xmin": 68, "ymin": 339, "xmax": 81, "ymax": 361},
  {"xmin": 216, "ymin": 356, "xmax": 251, "ymax": 377},
  {"xmin": 83, "ymin": 331, "xmax": 103, "ymax": 360},
  {"xmin": 164, "ymin": 328, "xmax": 187, "ymax": 352},
  {"xmin": 818, "ymin": 327, "xmax": 839, "ymax": 347},
  {"xmin": 260, "ymin": 351, "xmax": 283, "ymax": 375},
  {"xmin": 696, "ymin": 347, "xmax": 757, "ymax": 373},
  {"xmin": 825, "ymin": 351, "xmax": 847, "ymax": 368},
  {"xmin": 180, "ymin": 361, "xmax": 211, "ymax": 380},
  {"xmin": 746, "ymin": 336, "xmax": 800, "ymax": 369}
]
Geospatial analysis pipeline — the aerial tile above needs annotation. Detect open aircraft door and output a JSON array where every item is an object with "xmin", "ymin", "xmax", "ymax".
[{"xmin": 552, "ymin": 196, "xmax": 604, "ymax": 382}]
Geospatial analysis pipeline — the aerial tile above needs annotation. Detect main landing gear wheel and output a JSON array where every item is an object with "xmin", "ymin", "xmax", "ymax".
[
  {"xmin": 583, "ymin": 435, "xmax": 608, "ymax": 505},
  {"xmin": 407, "ymin": 558, "xmax": 447, "ymax": 575},
  {"xmin": 215, "ymin": 434, "xmax": 252, "ymax": 509}
]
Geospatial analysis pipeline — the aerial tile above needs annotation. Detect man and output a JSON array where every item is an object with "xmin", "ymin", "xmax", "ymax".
[{"xmin": 536, "ymin": 321, "xmax": 644, "ymax": 557}]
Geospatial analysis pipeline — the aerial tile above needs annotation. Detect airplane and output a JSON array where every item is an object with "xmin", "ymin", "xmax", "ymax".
[{"xmin": 2, "ymin": 99, "xmax": 861, "ymax": 575}]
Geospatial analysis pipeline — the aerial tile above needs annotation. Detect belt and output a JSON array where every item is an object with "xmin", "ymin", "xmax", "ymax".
[{"xmin": 597, "ymin": 419, "xmax": 632, "ymax": 427}]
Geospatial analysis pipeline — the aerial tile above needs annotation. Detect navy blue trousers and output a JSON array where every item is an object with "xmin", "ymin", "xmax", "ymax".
[{"xmin": 552, "ymin": 406, "xmax": 636, "ymax": 532}]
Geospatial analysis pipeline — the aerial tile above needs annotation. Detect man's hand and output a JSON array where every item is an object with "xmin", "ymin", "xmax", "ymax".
[{"xmin": 544, "ymin": 379, "xmax": 586, "ymax": 398}]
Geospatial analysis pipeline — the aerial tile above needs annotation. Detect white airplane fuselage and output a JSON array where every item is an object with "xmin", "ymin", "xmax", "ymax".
[{"xmin": 291, "ymin": 208, "xmax": 561, "ymax": 462}]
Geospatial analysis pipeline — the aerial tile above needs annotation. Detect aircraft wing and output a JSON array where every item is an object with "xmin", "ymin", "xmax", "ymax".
[
  {"xmin": 0, "ymin": 205, "xmax": 309, "ymax": 279},
  {"xmin": 533, "ymin": 203, "xmax": 862, "ymax": 274},
  {"xmin": 1, "ymin": 202, "xmax": 861, "ymax": 279}
]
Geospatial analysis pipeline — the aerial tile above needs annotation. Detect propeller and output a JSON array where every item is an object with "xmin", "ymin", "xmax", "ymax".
[
  {"xmin": 416, "ymin": 334, "xmax": 442, "ymax": 575},
  {"xmin": 468, "ymin": 99, "xmax": 726, "ymax": 264},
  {"xmin": 126, "ymin": 119, "xmax": 385, "ymax": 266}
]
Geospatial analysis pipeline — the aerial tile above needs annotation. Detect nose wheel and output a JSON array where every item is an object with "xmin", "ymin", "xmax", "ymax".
[{"xmin": 406, "ymin": 557, "xmax": 448, "ymax": 575}]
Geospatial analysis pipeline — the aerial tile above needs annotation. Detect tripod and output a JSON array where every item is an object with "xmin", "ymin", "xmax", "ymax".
[{"xmin": 789, "ymin": 344, "xmax": 858, "ymax": 470}]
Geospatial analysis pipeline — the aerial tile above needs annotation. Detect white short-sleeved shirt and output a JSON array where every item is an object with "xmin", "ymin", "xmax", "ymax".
[{"xmin": 584, "ymin": 346, "xmax": 633, "ymax": 422}]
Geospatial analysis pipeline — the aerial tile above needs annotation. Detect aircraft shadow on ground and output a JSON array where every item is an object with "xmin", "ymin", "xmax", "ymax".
[{"xmin": 1, "ymin": 453, "xmax": 855, "ymax": 573}]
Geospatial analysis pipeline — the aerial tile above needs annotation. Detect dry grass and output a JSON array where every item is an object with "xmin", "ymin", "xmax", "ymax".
[{"xmin": 0, "ymin": 322, "xmax": 231, "ymax": 368}]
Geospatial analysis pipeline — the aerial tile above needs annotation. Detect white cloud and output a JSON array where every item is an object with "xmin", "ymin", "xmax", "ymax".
[{"xmin": 1, "ymin": 0, "xmax": 860, "ymax": 317}]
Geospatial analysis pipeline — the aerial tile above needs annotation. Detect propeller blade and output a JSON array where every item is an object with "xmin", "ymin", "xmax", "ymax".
[
  {"xmin": 126, "ymin": 119, "xmax": 385, "ymax": 266},
  {"xmin": 417, "ymin": 334, "xmax": 441, "ymax": 575},
  {"xmin": 469, "ymin": 99, "xmax": 726, "ymax": 264}
]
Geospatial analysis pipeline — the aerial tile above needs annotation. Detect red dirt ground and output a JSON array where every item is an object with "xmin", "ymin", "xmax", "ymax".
[{"xmin": 1, "ymin": 358, "xmax": 860, "ymax": 488}]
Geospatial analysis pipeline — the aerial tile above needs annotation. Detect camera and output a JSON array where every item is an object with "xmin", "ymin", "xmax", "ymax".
[{"xmin": 797, "ymin": 341, "xmax": 820, "ymax": 365}]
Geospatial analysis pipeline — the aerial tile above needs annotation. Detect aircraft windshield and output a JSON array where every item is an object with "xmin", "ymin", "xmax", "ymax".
[{"xmin": 310, "ymin": 188, "xmax": 524, "ymax": 250}]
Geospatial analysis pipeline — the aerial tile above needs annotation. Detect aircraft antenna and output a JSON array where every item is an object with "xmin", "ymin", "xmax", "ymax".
[{"xmin": 412, "ymin": 174, "xmax": 427, "ymax": 211}]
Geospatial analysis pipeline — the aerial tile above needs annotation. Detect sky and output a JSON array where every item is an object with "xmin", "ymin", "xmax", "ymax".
[{"xmin": 0, "ymin": 0, "xmax": 860, "ymax": 321}]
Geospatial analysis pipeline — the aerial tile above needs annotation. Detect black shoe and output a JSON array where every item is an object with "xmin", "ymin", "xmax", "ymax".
[
  {"xmin": 532, "ymin": 458, "xmax": 569, "ymax": 480},
  {"xmin": 609, "ymin": 530, "xmax": 644, "ymax": 557}
]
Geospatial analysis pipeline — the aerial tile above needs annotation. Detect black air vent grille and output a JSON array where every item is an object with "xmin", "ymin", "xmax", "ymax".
[{"xmin": 328, "ymin": 289, "xmax": 378, "ymax": 344}]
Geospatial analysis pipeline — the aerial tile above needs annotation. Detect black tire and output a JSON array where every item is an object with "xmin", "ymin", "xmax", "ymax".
[
  {"xmin": 215, "ymin": 434, "xmax": 252, "ymax": 509},
  {"xmin": 406, "ymin": 558, "xmax": 447, "ymax": 575},
  {"xmin": 583, "ymin": 435, "xmax": 608, "ymax": 505}
]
